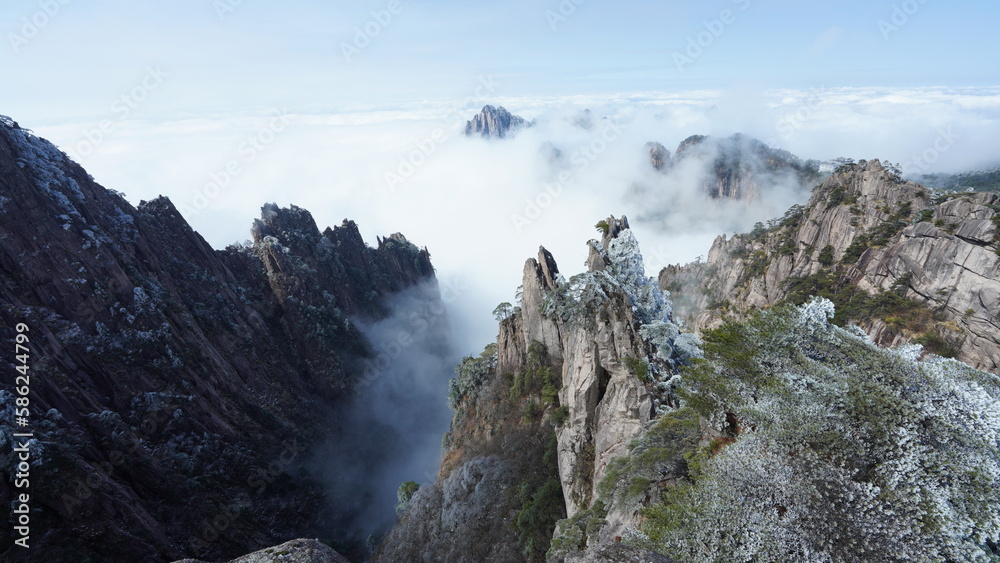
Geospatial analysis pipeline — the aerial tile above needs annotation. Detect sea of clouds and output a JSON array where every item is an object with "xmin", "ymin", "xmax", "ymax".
[{"xmin": 34, "ymin": 86, "xmax": 1000, "ymax": 354}]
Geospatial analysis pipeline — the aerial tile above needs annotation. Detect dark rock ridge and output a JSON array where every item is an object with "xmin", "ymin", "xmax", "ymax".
[
  {"xmin": 465, "ymin": 105, "xmax": 531, "ymax": 139},
  {"xmin": 0, "ymin": 117, "xmax": 435, "ymax": 562},
  {"xmin": 661, "ymin": 158, "xmax": 1000, "ymax": 374}
]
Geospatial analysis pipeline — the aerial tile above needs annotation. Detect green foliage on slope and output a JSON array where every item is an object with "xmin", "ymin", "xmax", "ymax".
[
  {"xmin": 598, "ymin": 408, "xmax": 700, "ymax": 508},
  {"xmin": 396, "ymin": 481, "xmax": 419, "ymax": 514},
  {"xmin": 511, "ymin": 341, "xmax": 561, "ymax": 408},
  {"xmin": 514, "ymin": 434, "xmax": 566, "ymax": 562},
  {"xmin": 782, "ymin": 272, "xmax": 957, "ymax": 357}
]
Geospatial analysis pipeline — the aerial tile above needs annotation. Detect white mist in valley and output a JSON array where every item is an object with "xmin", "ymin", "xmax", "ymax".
[{"xmin": 310, "ymin": 280, "xmax": 458, "ymax": 544}]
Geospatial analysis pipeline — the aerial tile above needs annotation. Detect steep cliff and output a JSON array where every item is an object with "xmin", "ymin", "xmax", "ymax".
[
  {"xmin": 0, "ymin": 117, "xmax": 436, "ymax": 562},
  {"xmin": 377, "ymin": 200, "xmax": 1000, "ymax": 562},
  {"xmin": 377, "ymin": 217, "xmax": 689, "ymax": 563},
  {"xmin": 660, "ymin": 158, "xmax": 1000, "ymax": 374}
]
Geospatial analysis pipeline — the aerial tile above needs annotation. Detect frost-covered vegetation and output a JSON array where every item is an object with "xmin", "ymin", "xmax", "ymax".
[
  {"xmin": 541, "ymin": 230, "xmax": 669, "ymax": 327},
  {"xmin": 612, "ymin": 298, "xmax": 1000, "ymax": 561},
  {"xmin": 537, "ymin": 225, "xmax": 703, "ymax": 419},
  {"xmin": 916, "ymin": 167, "xmax": 1000, "ymax": 194},
  {"xmin": 447, "ymin": 343, "xmax": 498, "ymax": 409},
  {"xmin": 783, "ymin": 271, "xmax": 957, "ymax": 357},
  {"xmin": 514, "ymin": 434, "xmax": 566, "ymax": 563},
  {"xmin": 539, "ymin": 228, "xmax": 695, "ymax": 388}
]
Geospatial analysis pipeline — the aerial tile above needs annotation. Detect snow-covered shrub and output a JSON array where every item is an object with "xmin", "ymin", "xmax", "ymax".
[
  {"xmin": 540, "ymin": 225, "xmax": 697, "ymax": 379},
  {"xmin": 638, "ymin": 321, "xmax": 680, "ymax": 363},
  {"xmin": 447, "ymin": 343, "xmax": 498, "ymax": 410},
  {"xmin": 606, "ymin": 229, "xmax": 670, "ymax": 324}
]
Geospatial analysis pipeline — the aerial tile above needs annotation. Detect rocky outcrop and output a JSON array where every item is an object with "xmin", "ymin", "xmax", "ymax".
[
  {"xmin": 0, "ymin": 117, "xmax": 436, "ymax": 562},
  {"xmin": 564, "ymin": 544, "xmax": 676, "ymax": 563},
  {"xmin": 465, "ymin": 105, "xmax": 531, "ymax": 139},
  {"xmin": 553, "ymin": 286, "xmax": 648, "ymax": 515},
  {"xmin": 174, "ymin": 539, "xmax": 349, "ymax": 563},
  {"xmin": 520, "ymin": 248, "xmax": 564, "ymax": 365},
  {"xmin": 645, "ymin": 142, "xmax": 669, "ymax": 171},
  {"xmin": 381, "ymin": 216, "xmax": 684, "ymax": 562},
  {"xmin": 661, "ymin": 159, "xmax": 1000, "ymax": 374},
  {"xmin": 507, "ymin": 218, "xmax": 664, "ymax": 518}
]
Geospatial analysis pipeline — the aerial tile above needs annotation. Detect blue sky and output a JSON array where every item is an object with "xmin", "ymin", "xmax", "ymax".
[{"xmin": 2, "ymin": 0, "xmax": 998, "ymax": 123}]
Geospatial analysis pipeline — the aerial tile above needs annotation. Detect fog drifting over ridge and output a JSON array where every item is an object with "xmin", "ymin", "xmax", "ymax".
[{"xmin": 32, "ymin": 86, "xmax": 1000, "ymax": 354}]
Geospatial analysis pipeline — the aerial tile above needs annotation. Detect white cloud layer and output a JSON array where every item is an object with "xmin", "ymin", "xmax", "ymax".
[{"xmin": 31, "ymin": 86, "xmax": 1000, "ymax": 353}]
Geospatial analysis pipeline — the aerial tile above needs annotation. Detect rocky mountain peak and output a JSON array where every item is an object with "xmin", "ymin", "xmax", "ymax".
[
  {"xmin": 645, "ymin": 141, "xmax": 670, "ymax": 171},
  {"xmin": 0, "ymin": 117, "xmax": 439, "ymax": 562},
  {"xmin": 674, "ymin": 134, "xmax": 707, "ymax": 158},
  {"xmin": 662, "ymin": 157, "xmax": 1000, "ymax": 374},
  {"xmin": 464, "ymin": 104, "xmax": 530, "ymax": 139},
  {"xmin": 598, "ymin": 215, "xmax": 630, "ymax": 249},
  {"xmin": 379, "ymin": 215, "xmax": 693, "ymax": 561},
  {"xmin": 251, "ymin": 202, "xmax": 322, "ymax": 247},
  {"xmin": 664, "ymin": 133, "xmax": 821, "ymax": 200},
  {"xmin": 538, "ymin": 246, "xmax": 561, "ymax": 290}
]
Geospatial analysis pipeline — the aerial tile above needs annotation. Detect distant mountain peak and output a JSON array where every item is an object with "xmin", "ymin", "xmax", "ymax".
[
  {"xmin": 642, "ymin": 133, "xmax": 821, "ymax": 200},
  {"xmin": 464, "ymin": 104, "xmax": 531, "ymax": 139}
]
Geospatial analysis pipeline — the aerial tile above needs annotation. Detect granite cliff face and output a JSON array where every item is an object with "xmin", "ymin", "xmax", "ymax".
[
  {"xmin": 377, "ymin": 217, "xmax": 685, "ymax": 563},
  {"xmin": 464, "ymin": 105, "xmax": 531, "ymax": 139},
  {"xmin": 375, "ymin": 158, "xmax": 1000, "ymax": 560},
  {"xmin": 661, "ymin": 159, "xmax": 1000, "ymax": 374},
  {"xmin": 176, "ymin": 538, "xmax": 350, "ymax": 563},
  {"xmin": 0, "ymin": 117, "xmax": 436, "ymax": 562}
]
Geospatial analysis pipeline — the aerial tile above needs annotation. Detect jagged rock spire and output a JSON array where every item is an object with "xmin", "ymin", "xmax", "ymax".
[{"xmin": 464, "ymin": 105, "xmax": 530, "ymax": 139}]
